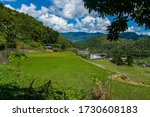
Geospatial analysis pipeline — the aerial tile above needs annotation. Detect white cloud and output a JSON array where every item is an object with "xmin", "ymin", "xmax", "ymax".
[
  {"xmin": 5, "ymin": 4, "xmax": 15, "ymax": 10},
  {"xmin": 137, "ymin": 32, "xmax": 150, "ymax": 36},
  {"xmin": 17, "ymin": 3, "xmax": 49, "ymax": 18},
  {"xmin": 75, "ymin": 16, "xmax": 111, "ymax": 33},
  {"xmin": 4, "ymin": 3, "xmax": 111, "ymax": 33},
  {"xmin": 126, "ymin": 26, "xmax": 135, "ymax": 32},
  {"xmin": 126, "ymin": 26, "xmax": 150, "ymax": 36},
  {"xmin": 51, "ymin": 0, "xmax": 97, "ymax": 19},
  {"xmin": 39, "ymin": 14, "xmax": 75, "ymax": 32}
]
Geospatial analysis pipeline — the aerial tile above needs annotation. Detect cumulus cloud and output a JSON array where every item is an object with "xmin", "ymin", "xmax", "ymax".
[
  {"xmin": 4, "ymin": 2, "xmax": 111, "ymax": 33},
  {"xmin": 5, "ymin": 4, "xmax": 15, "ymax": 10},
  {"xmin": 50, "ymin": 0, "xmax": 97, "ymax": 19},
  {"xmin": 137, "ymin": 32, "xmax": 150, "ymax": 36},
  {"xmin": 75, "ymin": 16, "xmax": 111, "ymax": 33},
  {"xmin": 126, "ymin": 26, "xmax": 150, "ymax": 36},
  {"xmin": 39, "ymin": 14, "xmax": 75, "ymax": 32},
  {"xmin": 126, "ymin": 26, "xmax": 135, "ymax": 32},
  {"xmin": 17, "ymin": 3, "xmax": 49, "ymax": 18}
]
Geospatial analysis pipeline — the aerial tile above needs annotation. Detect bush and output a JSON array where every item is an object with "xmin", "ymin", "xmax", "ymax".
[
  {"xmin": 80, "ymin": 54, "xmax": 90, "ymax": 59},
  {"xmin": 91, "ymin": 76, "xmax": 111, "ymax": 100},
  {"xmin": 0, "ymin": 39, "xmax": 6, "ymax": 50},
  {"xmin": 125, "ymin": 55, "xmax": 133, "ymax": 66},
  {"xmin": 91, "ymin": 80, "xmax": 111, "ymax": 100},
  {"xmin": 111, "ymin": 56, "xmax": 124, "ymax": 65},
  {"xmin": 142, "ymin": 81, "xmax": 150, "ymax": 86},
  {"xmin": 67, "ymin": 48, "xmax": 78, "ymax": 55},
  {"xmin": 23, "ymin": 40, "xmax": 44, "ymax": 50}
]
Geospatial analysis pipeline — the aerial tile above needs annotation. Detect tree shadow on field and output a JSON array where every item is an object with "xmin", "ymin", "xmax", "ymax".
[
  {"xmin": 0, "ymin": 80, "xmax": 85, "ymax": 100},
  {"xmin": 0, "ymin": 83, "xmax": 47, "ymax": 100}
]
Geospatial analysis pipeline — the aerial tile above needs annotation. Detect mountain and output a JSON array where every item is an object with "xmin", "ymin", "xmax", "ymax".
[
  {"xmin": 61, "ymin": 32, "xmax": 150, "ymax": 43},
  {"xmin": 120, "ymin": 32, "xmax": 150, "ymax": 40},
  {"xmin": 0, "ymin": 3, "xmax": 73, "ymax": 50},
  {"xmin": 61, "ymin": 32, "xmax": 104, "ymax": 43}
]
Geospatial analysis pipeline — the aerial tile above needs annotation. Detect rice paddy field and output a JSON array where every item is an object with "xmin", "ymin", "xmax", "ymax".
[
  {"xmin": 0, "ymin": 52, "xmax": 150, "ymax": 99},
  {"xmin": 90, "ymin": 59, "xmax": 150, "ymax": 83}
]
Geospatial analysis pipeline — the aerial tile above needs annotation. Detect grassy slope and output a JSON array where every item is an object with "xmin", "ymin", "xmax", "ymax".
[
  {"xmin": 1, "ymin": 52, "xmax": 150, "ymax": 99},
  {"xmin": 90, "ymin": 59, "xmax": 150, "ymax": 83},
  {"xmin": 8, "ymin": 52, "xmax": 111, "ymax": 89}
]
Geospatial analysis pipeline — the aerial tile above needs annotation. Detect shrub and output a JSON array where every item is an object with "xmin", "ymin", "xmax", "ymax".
[
  {"xmin": 111, "ymin": 56, "xmax": 124, "ymax": 65},
  {"xmin": 80, "ymin": 54, "xmax": 90, "ymax": 59},
  {"xmin": 125, "ymin": 55, "xmax": 133, "ymax": 66},
  {"xmin": 9, "ymin": 52, "xmax": 27, "ymax": 77},
  {"xmin": 142, "ymin": 81, "xmax": 150, "ymax": 86},
  {"xmin": 91, "ymin": 77, "xmax": 111, "ymax": 100},
  {"xmin": 0, "ymin": 39, "xmax": 6, "ymax": 50}
]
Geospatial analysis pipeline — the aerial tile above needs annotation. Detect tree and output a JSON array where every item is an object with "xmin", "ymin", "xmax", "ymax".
[
  {"xmin": 83, "ymin": 0, "xmax": 150, "ymax": 41},
  {"xmin": 112, "ymin": 54, "xmax": 124, "ymax": 65},
  {"xmin": 125, "ymin": 55, "xmax": 133, "ymax": 66}
]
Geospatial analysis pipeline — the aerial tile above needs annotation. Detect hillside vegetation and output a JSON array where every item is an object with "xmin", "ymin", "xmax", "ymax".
[
  {"xmin": 0, "ymin": 52, "xmax": 149, "ymax": 99},
  {"xmin": 0, "ymin": 3, "xmax": 73, "ymax": 50},
  {"xmin": 61, "ymin": 32, "xmax": 104, "ymax": 43},
  {"xmin": 77, "ymin": 36, "xmax": 150, "ymax": 58}
]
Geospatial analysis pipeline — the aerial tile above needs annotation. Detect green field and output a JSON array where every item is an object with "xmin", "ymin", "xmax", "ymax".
[
  {"xmin": 90, "ymin": 59, "xmax": 150, "ymax": 83},
  {"xmin": 0, "ymin": 52, "xmax": 150, "ymax": 99},
  {"xmin": 8, "ymin": 52, "xmax": 111, "ymax": 89}
]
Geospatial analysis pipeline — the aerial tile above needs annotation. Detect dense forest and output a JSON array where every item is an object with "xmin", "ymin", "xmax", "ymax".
[
  {"xmin": 0, "ymin": 3, "xmax": 73, "ymax": 50},
  {"xmin": 77, "ymin": 36, "xmax": 150, "ymax": 61}
]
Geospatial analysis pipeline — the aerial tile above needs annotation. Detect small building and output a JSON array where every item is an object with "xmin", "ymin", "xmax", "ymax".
[
  {"xmin": 90, "ymin": 54, "xmax": 111, "ymax": 60},
  {"xmin": 143, "ymin": 63, "xmax": 150, "ymax": 67},
  {"xmin": 90, "ymin": 54, "xmax": 102, "ymax": 59},
  {"xmin": 44, "ymin": 44, "xmax": 52, "ymax": 50}
]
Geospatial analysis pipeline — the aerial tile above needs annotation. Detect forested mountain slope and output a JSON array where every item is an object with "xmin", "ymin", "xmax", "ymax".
[{"xmin": 0, "ymin": 3, "xmax": 73, "ymax": 50}]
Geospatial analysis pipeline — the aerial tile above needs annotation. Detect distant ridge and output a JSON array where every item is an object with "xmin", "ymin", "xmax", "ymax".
[
  {"xmin": 120, "ymin": 32, "xmax": 150, "ymax": 40},
  {"xmin": 61, "ymin": 32, "xmax": 150, "ymax": 43},
  {"xmin": 61, "ymin": 32, "xmax": 104, "ymax": 43}
]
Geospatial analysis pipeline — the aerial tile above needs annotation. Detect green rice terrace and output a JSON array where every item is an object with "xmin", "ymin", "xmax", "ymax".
[{"xmin": 0, "ymin": 51, "xmax": 150, "ymax": 100}]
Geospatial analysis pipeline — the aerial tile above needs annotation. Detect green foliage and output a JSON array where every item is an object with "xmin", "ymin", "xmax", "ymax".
[
  {"xmin": 125, "ymin": 55, "xmax": 133, "ymax": 66},
  {"xmin": 83, "ymin": 0, "xmax": 150, "ymax": 40},
  {"xmin": 0, "ymin": 65, "xmax": 85, "ymax": 100},
  {"xmin": 77, "ymin": 36, "xmax": 150, "ymax": 58},
  {"xmin": 67, "ymin": 48, "xmax": 79, "ymax": 55},
  {"xmin": 61, "ymin": 32, "xmax": 103, "ymax": 43},
  {"xmin": 79, "ymin": 54, "xmax": 90, "ymax": 59},
  {"xmin": 0, "ymin": 39, "xmax": 6, "ymax": 50},
  {"xmin": 132, "ymin": 38, "xmax": 150, "ymax": 57},
  {"xmin": 1, "ymin": 52, "xmax": 150, "ymax": 99},
  {"xmin": 50, "ymin": 83, "xmax": 85, "ymax": 100},
  {"xmin": 107, "ymin": 16, "xmax": 128, "ymax": 41},
  {"xmin": 111, "ymin": 55, "xmax": 124, "ymax": 65},
  {"xmin": 134, "ymin": 58, "xmax": 150, "ymax": 66},
  {"xmin": 8, "ymin": 52, "xmax": 27, "ymax": 77},
  {"xmin": 142, "ymin": 81, "xmax": 150, "ymax": 86},
  {"xmin": 0, "ymin": 4, "xmax": 73, "ymax": 50},
  {"xmin": 9, "ymin": 52, "xmax": 27, "ymax": 61}
]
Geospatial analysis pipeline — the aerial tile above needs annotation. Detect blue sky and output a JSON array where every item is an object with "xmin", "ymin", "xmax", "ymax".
[{"xmin": 1, "ymin": 0, "xmax": 150, "ymax": 35}]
